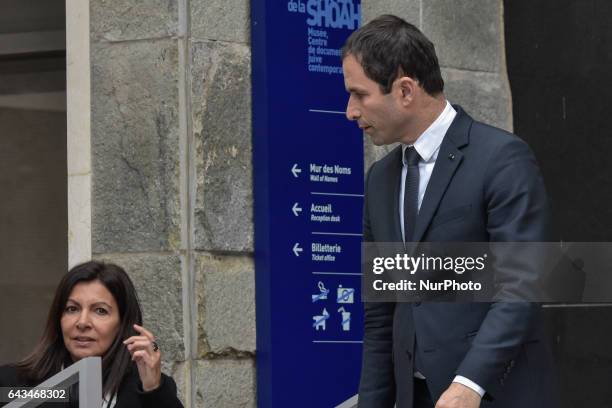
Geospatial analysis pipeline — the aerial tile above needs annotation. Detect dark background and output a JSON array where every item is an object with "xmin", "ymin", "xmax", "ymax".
[
  {"xmin": 505, "ymin": 0, "xmax": 612, "ymax": 406},
  {"xmin": 0, "ymin": 0, "xmax": 67, "ymax": 364}
]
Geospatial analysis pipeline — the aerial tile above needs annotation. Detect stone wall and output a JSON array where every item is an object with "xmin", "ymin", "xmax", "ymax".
[
  {"xmin": 90, "ymin": 0, "xmax": 254, "ymax": 407},
  {"xmin": 88, "ymin": 0, "xmax": 509, "ymax": 406}
]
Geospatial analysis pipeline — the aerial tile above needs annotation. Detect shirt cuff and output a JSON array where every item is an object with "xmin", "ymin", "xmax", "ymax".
[{"xmin": 453, "ymin": 375, "xmax": 485, "ymax": 398}]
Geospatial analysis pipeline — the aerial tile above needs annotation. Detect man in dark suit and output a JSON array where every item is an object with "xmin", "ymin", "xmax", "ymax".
[{"xmin": 341, "ymin": 15, "xmax": 557, "ymax": 408}]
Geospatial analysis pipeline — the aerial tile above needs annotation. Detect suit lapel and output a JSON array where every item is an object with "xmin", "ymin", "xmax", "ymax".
[{"xmin": 412, "ymin": 107, "xmax": 472, "ymax": 242}]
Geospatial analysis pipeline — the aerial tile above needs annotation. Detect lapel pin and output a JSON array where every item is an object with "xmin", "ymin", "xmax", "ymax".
[{"xmin": 448, "ymin": 153, "xmax": 455, "ymax": 160}]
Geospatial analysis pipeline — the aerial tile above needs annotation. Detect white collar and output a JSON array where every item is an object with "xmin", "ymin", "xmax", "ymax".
[{"xmin": 402, "ymin": 101, "xmax": 457, "ymax": 163}]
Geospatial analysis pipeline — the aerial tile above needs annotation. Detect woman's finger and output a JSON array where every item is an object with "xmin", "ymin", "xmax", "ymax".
[
  {"xmin": 127, "ymin": 339, "xmax": 152, "ymax": 349},
  {"xmin": 133, "ymin": 324, "xmax": 155, "ymax": 341},
  {"xmin": 126, "ymin": 340, "xmax": 154, "ymax": 353},
  {"xmin": 133, "ymin": 350, "xmax": 158, "ymax": 369},
  {"xmin": 123, "ymin": 335, "xmax": 149, "ymax": 345},
  {"xmin": 132, "ymin": 350, "xmax": 150, "ymax": 363}
]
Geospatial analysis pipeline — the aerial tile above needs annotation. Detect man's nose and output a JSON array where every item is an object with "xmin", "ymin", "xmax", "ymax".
[{"xmin": 346, "ymin": 96, "xmax": 360, "ymax": 121}]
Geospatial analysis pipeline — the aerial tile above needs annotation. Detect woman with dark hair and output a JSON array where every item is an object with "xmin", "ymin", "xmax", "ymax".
[{"xmin": 0, "ymin": 261, "xmax": 184, "ymax": 407}]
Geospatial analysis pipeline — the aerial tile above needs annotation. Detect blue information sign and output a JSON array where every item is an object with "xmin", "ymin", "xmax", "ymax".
[{"xmin": 252, "ymin": 1, "xmax": 363, "ymax": 407}]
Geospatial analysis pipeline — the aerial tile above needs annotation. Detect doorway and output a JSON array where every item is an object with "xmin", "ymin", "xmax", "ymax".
[
  {"xmin": 504, "ymin": 1, "xmax": 612, "ymax": 406},
  {"xmin": 0, "ymin": 0, "xmax": 67, "ymax": 364}
]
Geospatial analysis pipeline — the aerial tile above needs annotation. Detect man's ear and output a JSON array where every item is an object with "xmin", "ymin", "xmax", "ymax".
[{"xmin": 397, "ymin": 76, "xmax": 417, "ymax": 106}]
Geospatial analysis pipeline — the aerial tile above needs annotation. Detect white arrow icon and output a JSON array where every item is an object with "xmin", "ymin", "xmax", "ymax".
[
  {"xmin": 292, "ymin": 202, "xmax": 302, "ymax": 216},
  {"xmin": 293, "ymin": 243, "xmax": 303, "ymax": 257},
  {"xmin": 291, "ymin": 163, "xmax": 302, "ymax": 178}
]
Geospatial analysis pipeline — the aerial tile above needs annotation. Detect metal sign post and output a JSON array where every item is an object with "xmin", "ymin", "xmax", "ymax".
[{"xmin": 252, "ymin": 1, "xmax": 364, "ymax": 407}]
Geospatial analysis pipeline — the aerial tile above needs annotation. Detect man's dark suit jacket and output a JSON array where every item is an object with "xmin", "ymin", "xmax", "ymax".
[
  {"xmin": 0, "ymin": 364, "xmax": 183, "ymax": 407},
  {"xmin": 358, "ymin": 107, "xmax": 558, "ymax": 408}
]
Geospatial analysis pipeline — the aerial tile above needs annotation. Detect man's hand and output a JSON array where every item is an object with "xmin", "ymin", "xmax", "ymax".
[{"xmin": 435, "ymin": 382, "xmax": 481, "ymax": 408}]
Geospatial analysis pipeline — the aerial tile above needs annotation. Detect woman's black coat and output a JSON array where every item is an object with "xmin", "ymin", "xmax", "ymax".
[{"xmin": 0, "ymin": 364, "xmax": 184, "ymax": 407}]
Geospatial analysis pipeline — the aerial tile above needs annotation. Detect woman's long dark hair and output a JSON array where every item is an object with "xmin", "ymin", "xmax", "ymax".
[{"xmin": 14, "ymin": 261, "xmax": 143, "ymax": 397}]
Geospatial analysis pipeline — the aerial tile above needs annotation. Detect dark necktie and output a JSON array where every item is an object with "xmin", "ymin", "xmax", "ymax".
[
  {"xmin": 403, "ymin": 146, "xmax": 421, "ymax": 242},
  {"xmin": 404, "ymin": 147, "xmax": 426, "ymax": 375}
]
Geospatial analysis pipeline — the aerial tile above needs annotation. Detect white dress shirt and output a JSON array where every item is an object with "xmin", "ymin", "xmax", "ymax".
[{"xmin": 399, "ymin": 101, "xmax": 485, "ymax": 398}]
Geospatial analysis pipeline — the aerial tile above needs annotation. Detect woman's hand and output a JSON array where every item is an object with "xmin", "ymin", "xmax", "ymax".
[{"xmin": 123, "ymin": 324, "xmax": 162, "ymax": 392}]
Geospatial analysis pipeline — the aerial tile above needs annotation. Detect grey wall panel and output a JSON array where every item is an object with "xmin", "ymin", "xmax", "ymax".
[{"xmin": 0, "ymin": 108, "xmax": 67, "ymax": 364}]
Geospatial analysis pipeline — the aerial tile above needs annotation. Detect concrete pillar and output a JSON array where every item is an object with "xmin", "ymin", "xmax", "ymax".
[{"xmin": 88, "ymin": 0, "xmax": 254, "ymax": 406}]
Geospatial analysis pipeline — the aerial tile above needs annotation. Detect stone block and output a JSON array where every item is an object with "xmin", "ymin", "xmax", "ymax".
[
  {"xmin": 194, "ymin": 359, "xmax": 256, "ymax": 408},
  {"xmin": 196, "ymin": 253, "xmax": 256, "ymax": 355},
  {"xmin": 170, "ymin": 361, "xmax": 190, "ymax": 407},
  {"xmin": 423, "ymin": 0, "xmax": 502, "ymax": 73},
  {"xmin": 442, "ymin": 68, "xmax": 512, "ymax": 132},
  {"xmin": 191, "ymin": 41, "xmax": 253, "ymax": 252},
  {"xmin": 362, "ymin": 0, "xmax": 420, "ymax": 26},
  {"xmin": 364, "ymin": 140, "xmax": 400, "ymax": 172},
  {"xmin": 90, "ymin": 0, "xmax": 178, "ymax": 42},
  {"xmin": 191, "ymin": 0, "xmax": 250, "ymax": 43},
  {"xmin": 95, "ymin": 254, "xmax": 185, "ymax": 363},
  {"xmin": 91, "ymin": 40, "xmax": 181, "ymax": 253}
]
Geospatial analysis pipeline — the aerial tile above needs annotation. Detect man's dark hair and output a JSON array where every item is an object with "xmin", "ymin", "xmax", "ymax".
[{"xmin": 342, "ymin": 14, "xmax": 444, "ymax": 95}]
